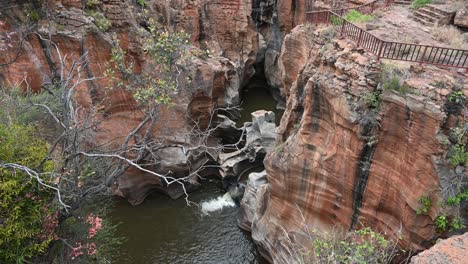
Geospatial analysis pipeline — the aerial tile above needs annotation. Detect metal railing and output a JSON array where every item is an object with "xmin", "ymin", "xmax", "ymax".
[{"xmin": 305, "ymin": 1, "xmax": 468, "ymax": 69}]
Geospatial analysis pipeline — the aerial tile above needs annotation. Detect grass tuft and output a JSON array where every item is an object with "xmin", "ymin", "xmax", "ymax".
[{"xmin": 344, "ymin": 10, "xmax": 374, "ymax": 23}]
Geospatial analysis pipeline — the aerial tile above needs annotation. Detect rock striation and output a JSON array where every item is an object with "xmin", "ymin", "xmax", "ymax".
[
  {"xmin": 0, "ymin": 0, "xmax": 307, "ymax": 204},
  {"xmin": 240, "ymin": 25, "xmax": 467, "ymax": 263}
]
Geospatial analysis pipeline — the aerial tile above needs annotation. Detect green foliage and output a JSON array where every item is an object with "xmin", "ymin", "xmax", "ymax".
[
  {"xmin": 27, "ymin": 9, "xmax": 41, "ymax": 22},
  {"xmin": 0, "ymin": 124, "xmax": 57, "ymax": 263},
  {"xmin": 86, "ymin": 0, "xmax": 101, "ymax": 8},
  {"xmin": 446, "ymin": 190, "xmax": 468, "ymax": 206},
  {"xmin": 136, "ymin": 0, "xmax": 146, "ymax": 7},
  {"xmin": 309, "ymin": 227, "xmax": 396, "ymax": 264},
  {"xmin": 380, "ymin": 63, "xmax": 411, "ymax": 95},
  {"xmin": 330, "ymin": 16, "xmax": 343, "ymax": 26},
  {"xmin": 383, "ymin": 76, "xmax": 408, "ymax": 94},
  {"xmin": 447, "ymin": 91, "xmax": 465, "ymax": 104},
  {"xmin": 435, "ymin": 214, "xmax": 448, "ymax": 231},
  {"xmin": 344, "ymin": 10, "xmax": 374, "ymax": 23},
  {"xmin": 364, "ymin": 91, "xmax": 381, "ymax": 109},
  {"xmin": 105, "ymin": 19, "xmax": 192, "ymax": 110},
  {"xmin": 449, "ymin": 144, "xmax": 468, "ymax": 166},
  {"xmin": 412, "ymin": 0, "xmax": 432, "ymax": 9},
  {"xmin": 52, "ymin": 198, "xmax": 124, "ymax": 263},
  {"xmin": 416, "ymin": 196, "xmax": 432, "ymax": 215},
  {"xmin": 449, "ymin": 217, "xmax": 465, "ymax": 231},
  {"xmin": 434, "ymin": 214, "xmax": 465, "ymax": 232},
  {"xmin": 447, "ymin": 126, "xmax": 467, "ymax": 166},
  {"xmin": 86, "ymin": 10, "xmax": 111, "ymax": 32}
]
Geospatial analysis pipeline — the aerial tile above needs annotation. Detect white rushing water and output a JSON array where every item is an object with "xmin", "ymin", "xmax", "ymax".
[{"xmin": 200, "ymin": 192, "xmax": 236, "ymax": 215}]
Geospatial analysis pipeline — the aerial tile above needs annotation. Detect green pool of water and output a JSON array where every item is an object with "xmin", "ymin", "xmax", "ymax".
[
  {"xmin": 237, "ymin": 85, "xmax": 284, "ymax": 126},
  {"xmin": 111, "ymin": 178, "xmax": 268, "ymax": 264}
]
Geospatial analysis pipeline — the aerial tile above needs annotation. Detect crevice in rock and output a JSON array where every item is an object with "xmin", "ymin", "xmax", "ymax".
[
  {"xmin": 350, "ymin": 121, "xmax": 379, "ymax": 230},
  {"xmin": 80, "ymin": 36, "xmax": 99, "ymax": 104},
  {"xmin": 36, "ymin": 34, "xmax": 58, "ymax": 83}
]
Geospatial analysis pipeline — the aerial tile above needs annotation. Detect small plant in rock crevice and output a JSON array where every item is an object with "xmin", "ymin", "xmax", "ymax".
[
  {"xmin": 412, "ymin": 0, "xmax": 432, "ymax": 9},
  {"xmin": 433, "ymin": 214, "xmax": 464, "ymax": 232},
  {"xmin": 363, "ymin": 91, "xmax": 381, "ymax": 109},
  {"xmin": 447, "ymin": 126, "xmax": 467, "ymax": 167},
  {"xmin": 136, "ymin": 0, "xmax": 147, "ymax": 7},
  {"xmin": 86, "ymin": 10, "xmax": 111, "ymax": 32},
  {"xmin": 447, "ymin": 91, "xmax": 465, "ymax": 104},
  {"xmin": 435, "ymin": 214, "xmax": 448, "ymax": 231},
  {"xmin": 380, "ymin": 63, "xmax": 411, "ymax": 95},
  {"xmin": 285, "ymin": 226, "xmax": 400, "ymax": 264},
  {"xmin": 86, "ymin": 0, "xmax": 101, "ymax": 8},
  {"xmin": 416, "ymin": 195, "xmax": 432, "ymax": 215}
]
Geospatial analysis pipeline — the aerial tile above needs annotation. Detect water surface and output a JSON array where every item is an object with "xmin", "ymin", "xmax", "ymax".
[
  {"xmin": 237, "ymin": 85, "xmax": 284, "ymax": 126},
  {"xmin": 111, "ymin": 179, "xmax": 268, "ymax": 264}
]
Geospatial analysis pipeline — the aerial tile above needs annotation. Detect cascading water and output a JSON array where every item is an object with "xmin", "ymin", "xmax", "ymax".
[{"xmin": 200, "ymin": 192, "xmax": 236, "ymax": 215}]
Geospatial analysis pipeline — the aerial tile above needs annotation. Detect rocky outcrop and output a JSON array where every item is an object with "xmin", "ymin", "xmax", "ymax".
[
  {"xmin": 454, "ymin": 4, "xmax": 468, "ymax": 29},
  {"xmin": 0, "ymin": 0, "xmax": 308, "ymax": 204},
  {"xmin": 0, "ymin": 0, "xmax": 251, "ymax": 204},
  {"xmin": 240, "ymin": 25, "xmax": 467, "ymax": 263},
  {"xmin": 239, "ymin": 170, "xmax": 269, "ymax": 231},
  {"xmin": 411, "ymin": 232, "xmax": 468, "ymax": 264},
  {"xmin": 218, "ymin": 110, "xmax": 277, "ymax": 181}
]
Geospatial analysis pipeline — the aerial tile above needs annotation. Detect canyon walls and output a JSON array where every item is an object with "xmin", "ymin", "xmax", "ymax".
[
  {"xmin": 241, "ymin": 26, "xmax": 467, "ymax": 263},
  {"xmin": 0, "ymin": 0, "xmax": 306, "ymax": 204}
]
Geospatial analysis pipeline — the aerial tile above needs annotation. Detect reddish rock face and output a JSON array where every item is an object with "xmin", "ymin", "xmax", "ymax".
[
  {"xmin": 411, "ymin": 232, "xmax": 468, "ymax": 264},
  {"xmin": 0, "ymin": 0, "xmax": 265, "ymax": 204},
  {"xmin": 243, "ymin": 27, "xmax": 467, "ymax": 263}
]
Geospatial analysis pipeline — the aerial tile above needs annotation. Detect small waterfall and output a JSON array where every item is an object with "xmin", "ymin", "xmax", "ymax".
[{"xmin": 200, "ymin": 192, "xmax": 236, "ymax": 215}]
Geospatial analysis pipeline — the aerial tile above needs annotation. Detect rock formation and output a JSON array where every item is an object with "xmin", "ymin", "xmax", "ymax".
[
  {"xmin": 240, "ymin": 25, "xmax": 467, "ymax": 263},
  {"xmin": 218, "ymin": 110, "xmax": 276, "ymax": 182},
  {"xmin": 411, "ymin": 232, "xmax": 468, "ymax": 264},
  {"xmin": 454, "ymin": 4, "xmax": 468, "ymax": 29},
  {"xmin": 0, "ymin": 0, "xmax": 307, "ymax": 204}
]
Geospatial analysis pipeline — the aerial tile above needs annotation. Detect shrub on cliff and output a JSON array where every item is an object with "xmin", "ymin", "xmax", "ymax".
[
  {"xmin": 285, "ymin": 226, "xmax": 399, "ymax": 264},
  {"xmin": 0, "ymin": 123, "xmax": 58, "ymax": 263}
]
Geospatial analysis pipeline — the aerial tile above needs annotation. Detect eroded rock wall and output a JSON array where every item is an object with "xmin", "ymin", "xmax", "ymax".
[
  {"xmin": 241, "ymin": 25, "xmax": 467, "ymax": 263},
  {"xmin": 0, "ymin": 0, "xmax": 255, "ymax": 204}
]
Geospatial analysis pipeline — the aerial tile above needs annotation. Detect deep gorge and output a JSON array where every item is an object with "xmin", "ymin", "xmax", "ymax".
[{"xmin": 0, "ymin": 0, "xmax": 466, "ymax": 263}]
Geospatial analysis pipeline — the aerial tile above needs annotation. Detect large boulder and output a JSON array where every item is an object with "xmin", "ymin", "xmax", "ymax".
[
  {"xmin": 411, "ymin": 233, "xmax": 468, "ymax": 264},
  {"xmin": 454, "ymin": 5, "xmax": 468, "ymax": 29}
]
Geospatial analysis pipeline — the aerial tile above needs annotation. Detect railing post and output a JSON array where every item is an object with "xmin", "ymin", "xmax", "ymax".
[
  {"xmin": 326, "ymin": 11, "xmax": 330, "ymax": 24},
  {"xmin": 357, "ymin": 29, "xmax": 363, "ymax": 47},
  {"xmin": 377, "ymin": 40, "xmax": 384, "ymax": 59},
  {"xmin": 420, "ymin": 46, "xmax": 428, "ymax": 64},
  {"xmin": 340, "ymin": 19, "xmax": 345, "ymax": 36}
]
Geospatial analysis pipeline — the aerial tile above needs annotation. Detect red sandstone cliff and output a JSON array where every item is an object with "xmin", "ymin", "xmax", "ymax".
[
  {"xmin": 241, "ymin": 25, "xmax": 467, "ymax": 263},
  {"xmin": 0, "ymin": 0, "xmax": 306, "ymax": 204}
]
